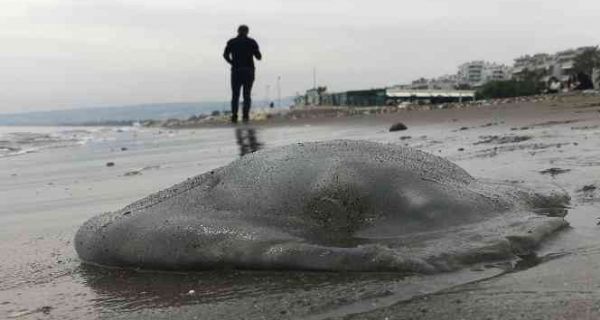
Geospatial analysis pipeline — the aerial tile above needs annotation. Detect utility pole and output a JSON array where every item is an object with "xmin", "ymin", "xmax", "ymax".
[{"xmin": 277, "ymin": 76, "xmax": 282, "ymax": 108}]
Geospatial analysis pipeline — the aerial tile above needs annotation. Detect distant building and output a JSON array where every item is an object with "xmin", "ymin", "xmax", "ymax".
[
  {"xmin": 293, "ymin": 44, "xmax": 598, "ymax": 108},
  {"xmin": 510, "ymin": 53, "xmax": 553, "ymax": 80},
  {"xmin": 386, "ymin": 87, "xmax": 475, "ymax": 104},
  {"xmin": 321, "ymin": 88, "xmax": 387, "ymax": 107},
  {"xmin": 510, "ymin": 46, "xmax": 596, "ymax": 84},
  {"xmin": 458, "ymin": 61, "xmax": 485, "ymax": 87},
  {"xmin": 306, "ymin": 87, "xmax": 327, "ymax": 106},
  {"xmin": 397, "ymin": 74, "xmax": 460, "ymax": 91},
  {"xmin": 293, "ymin": 94, "xmax": 306, "ymax": 107},
  {"xmin": 294, "ymin": 86, "xmax": 327, "ymax": 107},
  {"xmin": 431, "ymin": 74, "xmax": 461, "ymax": 90},
  {"xmin": 458, "ymin": 61, "xmax": 510, "ymax": 87},
  {"xmin": 484, "ymin": 64, "xmax": 511, "ymax": 82}
]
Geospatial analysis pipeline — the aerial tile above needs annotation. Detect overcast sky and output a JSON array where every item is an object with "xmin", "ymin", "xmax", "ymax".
[{"xmin": 1, "ymin": 0, "xmax": 598, "ymax": 113}]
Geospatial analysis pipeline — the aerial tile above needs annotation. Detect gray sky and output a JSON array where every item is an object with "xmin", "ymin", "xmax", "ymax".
[{"xmin": 1, "ymin": 0, "xmax": 599, "ymax": 113}]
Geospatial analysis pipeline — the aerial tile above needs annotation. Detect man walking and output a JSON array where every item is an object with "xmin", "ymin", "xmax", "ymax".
[{"xmin": 223, "ymin": 25, "xmax": 262, "ymax": 123}]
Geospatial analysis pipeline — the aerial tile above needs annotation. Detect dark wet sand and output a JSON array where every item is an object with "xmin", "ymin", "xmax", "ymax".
[{"xmin": 1, "ymin": 94, "xmax": 600, "ymax": 319}]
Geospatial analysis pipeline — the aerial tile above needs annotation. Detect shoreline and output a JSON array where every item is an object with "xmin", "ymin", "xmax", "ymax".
[{"xmin": 145, "ymin": 92, "xmax": 600, "ymax": 129}]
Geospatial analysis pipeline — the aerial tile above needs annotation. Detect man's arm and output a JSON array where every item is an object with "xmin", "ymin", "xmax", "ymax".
[
  {"xmin": 253, "ymin": 40, "xmax": 262, "ymax": 61},
  {"xmin": 223, "ymin": 42, "xmax": 233, "ymax": 65}
]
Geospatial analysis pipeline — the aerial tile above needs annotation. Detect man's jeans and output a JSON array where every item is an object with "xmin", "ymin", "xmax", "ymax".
[{"xmin": 231, "ymin": 68, "xmax": 255, "ymax": 120}]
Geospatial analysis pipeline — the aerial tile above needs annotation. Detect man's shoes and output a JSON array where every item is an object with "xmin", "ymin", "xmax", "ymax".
[
  {"xmin": 231, "ymin": 115, "xmax": 238, "ymax": 124},
  {"xmin": 242, "ymin": 116, "xmax": 249, "ymax": 123}
]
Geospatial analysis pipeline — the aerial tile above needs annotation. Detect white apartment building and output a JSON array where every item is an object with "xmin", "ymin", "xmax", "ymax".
[
  {"xmin": 510, "ymin": 46, "xmax": 596, "ymax": 83},
  {"xmin": 458, "ymin": 61, "xmax": 510, "ymax": 87}
]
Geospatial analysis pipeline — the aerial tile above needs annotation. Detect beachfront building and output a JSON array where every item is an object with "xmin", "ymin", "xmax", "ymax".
[
  {"xmin": 385, "ymin": 87, "xmax": 476, "ymax": 104},
  {"xmin": 293, "ymin": 94, "xmax": 306, "ymax": 107},
  {"xmin": 458, "ymin": 61, "xmax": 485, "ymax": 87},
  {"xmin": 510, "ymin": 53, "xmax": 553, "ymax": 81},
  {"xmin": 306, "ymin": 87, "xmax": 327, "ymax": 106},
  {"xmin": 510, "ymin": 46, "xmax": 597, "ymax": 85},
  {"xmin": 294, "ymin": 87, "xmax": 328, "ymax": 107},
  {"xmin": 406, "ymin": 75, "xmax": 460, "ymax": 90},
  {"xmin": 321, "ymin": 89, "xmax": 387, "ymax": 107},
  {"xmin": 458, "ymin": 61, "xmax": 510, "ymax": 87},
  {"xmin": 295, "ymin": 85, "xmax": 476, "ymax": 107},
  {"xmin": 483, "ymin": 64, "xmax": 511, "ymax": 82},
  {"xmin": 552, "ymin": 46, "xmax": 597, "ymax": 82}
]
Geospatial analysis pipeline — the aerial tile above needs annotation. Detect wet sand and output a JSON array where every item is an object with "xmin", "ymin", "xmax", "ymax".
[{"xmin": 1, "ymin": 94, "xmax": 600, "ymax": 319}]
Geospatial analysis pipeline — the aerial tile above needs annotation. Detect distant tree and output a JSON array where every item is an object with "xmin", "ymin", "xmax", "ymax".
[
  {"xmin": 475, "ymin": 80, "xmax": 541, "ymax": 100},
  {"xmin": 573, "ymin": 46, "xmax": 600, "ymax": 82},
  {"xmin": 519, "ymin": 68, "xmax": 548, "ymax": 84}
]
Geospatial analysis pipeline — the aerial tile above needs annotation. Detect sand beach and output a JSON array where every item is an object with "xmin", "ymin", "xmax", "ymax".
[{"xmin": 1, "ymin": 93, "xmax": 600, "ymax": 319}]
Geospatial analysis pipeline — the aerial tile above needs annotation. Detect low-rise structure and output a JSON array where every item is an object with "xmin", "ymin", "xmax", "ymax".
[
  {"xmin": 321, "ymin": 88, "xmax": 387, "ymax": 107},
  {"xmin": 386, "ymin": 87, "xmax": 475, "ymax": 104}
]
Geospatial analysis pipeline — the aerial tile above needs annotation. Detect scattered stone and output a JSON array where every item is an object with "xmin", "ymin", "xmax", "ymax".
[
  {"xmin": 106, "ymin": 162, "xmax": 115, "ymax": 167},
  {"xmin": 39, "ymin": 306, "xmax": 53, "ymax": 314},
  {"xmin": 475, "ymin": 135, "xmax": 532, "ymax": 145},
  {"xmin": 458, "ymin": 148, "xmax": 465, "ymax": 151},
  {"xmin": 124, "ymin": 170, "xmax": 142, "ymax": 176},
  {"xmin": 459, "ymin": 126, "xmax": 469, "ymax": 131},
  {"xmin": 581, "ymin": 185, "xmax": 597, "ymax": 192},
  {"xmin": 539, "ymin": 168, "xmax": 571, "ymax": 177},
  {"xmin": 8, "ymin": 306, "xmax": 53, "ymax": 318},
  {"xmin": 400, "ymin": 136, "xmax": 412, "ymax": 140},
  {"xmin": 121, "ymin": 147, "xmax": 128, "ymax": 151},
  {"xmin": 571, "ymin": 125, "xmax": 600, "ymax": 130},
  {"xmin": 530, "ymin": 119, "xmax": 581, "ymax": 127},
  {"xmin": 389, "ymin": 122, "xmax": 408, "ymax": 132},
  {"xmin": 187, "ymin": 290, "xmax": 195, "ymax": 295}
]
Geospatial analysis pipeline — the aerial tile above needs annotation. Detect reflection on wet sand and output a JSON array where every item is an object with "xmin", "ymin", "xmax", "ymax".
[
  {"xmin": 77, "ymin": 264, "xmax": 402, "ymax": 318},
  {"xmin": 235, "ymin": 127, "xmax": 263, "ymax": 156}
]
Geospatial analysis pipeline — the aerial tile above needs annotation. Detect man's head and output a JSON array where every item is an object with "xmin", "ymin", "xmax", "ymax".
[{"xmin": 237, "ymin": 25, "xmax": 249, "ymax": 37}]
